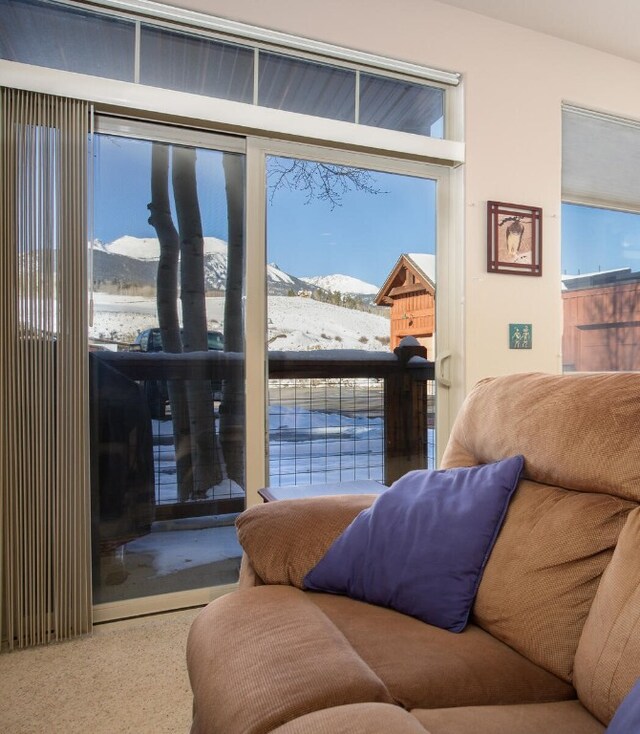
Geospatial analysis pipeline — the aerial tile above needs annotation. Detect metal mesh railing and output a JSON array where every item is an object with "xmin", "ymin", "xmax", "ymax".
[{"xmin": 268, "ymin": 377, "xmax": 385, "ymax": 487}]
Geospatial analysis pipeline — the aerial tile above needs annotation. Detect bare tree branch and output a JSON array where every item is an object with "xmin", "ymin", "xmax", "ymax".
[{"xmin": 267, "ymin": 158, "xmax": 386, "ymax": 209}]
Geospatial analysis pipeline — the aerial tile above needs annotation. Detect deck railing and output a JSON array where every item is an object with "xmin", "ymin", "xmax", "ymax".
[{"xmin": 92, "ymin": 340, "xmax": 435, "ymax": 519}]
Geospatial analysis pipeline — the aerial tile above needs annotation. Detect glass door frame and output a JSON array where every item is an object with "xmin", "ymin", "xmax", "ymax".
[{"xmin": 244, "ymin": 138, "xmax": 460, "ymax": 508}]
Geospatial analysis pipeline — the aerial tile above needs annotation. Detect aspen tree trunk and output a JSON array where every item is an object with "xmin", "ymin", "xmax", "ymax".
[
  {"xmin": 220, "ymin": 152, "xmax": 245, "ymax": 488},
  {"xmin": 172, "ymin": 146, "xmax": 221, "ymax": 497},
  {"xmin": 147, "ymin": 142, "xmax": 192, "ymax": 502}
]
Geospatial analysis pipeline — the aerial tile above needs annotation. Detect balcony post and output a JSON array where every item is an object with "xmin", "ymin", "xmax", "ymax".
[{"xmin": 384, "ymin": 337, "xmax": 428, "ymax": 485}]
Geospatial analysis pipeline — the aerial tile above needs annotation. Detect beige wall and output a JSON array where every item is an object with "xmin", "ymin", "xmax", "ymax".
[{"xmin": 167, "ymin": 0, "xmax": 640, "ymax": 393}]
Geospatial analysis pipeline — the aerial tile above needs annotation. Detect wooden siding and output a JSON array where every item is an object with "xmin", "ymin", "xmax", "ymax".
[
  {"xmin": 390, "ymin": 291, "xmax": 435, "ymax": 349},
  {"xmin": 562, "ymin": 281, "xmax": 640, "ymax": 371}
]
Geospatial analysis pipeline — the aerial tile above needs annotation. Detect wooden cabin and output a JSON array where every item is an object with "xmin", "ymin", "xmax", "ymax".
[
  {"xmin": 375, "ymin": 253, "xmax": 436, "ymax": 353},
  {"xmin": 562, "ymin": 268, "xmax": 640, "ymax": 371}
]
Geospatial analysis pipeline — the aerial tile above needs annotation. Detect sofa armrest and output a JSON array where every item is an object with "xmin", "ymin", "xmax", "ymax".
[{"xmin": 235, "ymin": 494, "xmax": 376, "ymax": 588}]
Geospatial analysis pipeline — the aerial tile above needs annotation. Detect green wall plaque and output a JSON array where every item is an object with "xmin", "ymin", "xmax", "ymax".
[{"xmin": 509, "ymin": 323, "xmax": 532, "ymax": 349}]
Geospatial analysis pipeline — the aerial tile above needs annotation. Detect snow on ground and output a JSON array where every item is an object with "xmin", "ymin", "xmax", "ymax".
[
  {"xmin": 124, "ymin": 524, "xmax": 240, "ymax": 577},
  {"xmin": 267, "ymin": 296, "xmax": 389, "ymax": 350},
  {"xmin": 91, "ymin": 292, "xmax": 390, "ymax": 349}
]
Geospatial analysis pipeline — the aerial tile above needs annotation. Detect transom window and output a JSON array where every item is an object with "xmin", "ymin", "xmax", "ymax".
[{"xmin": 0, "ymin": 0, "xmax": 448, "ymax": 138}]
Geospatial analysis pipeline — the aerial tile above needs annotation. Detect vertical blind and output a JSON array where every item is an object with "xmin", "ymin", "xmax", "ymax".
[{"xmin": 1, "ymin": 87, "xmax": 91, "ymax": 648}]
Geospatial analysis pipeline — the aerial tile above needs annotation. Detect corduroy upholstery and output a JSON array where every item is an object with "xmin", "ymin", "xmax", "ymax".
[
  {"xmin": 574, "ymin": 506, "xmax": 640, "ymax": 725},
  {"xmin": 440, "ymin": 372, "xmax": 640, "ymax": 501},
  {"xmin": 187, "ymin": 586, "xmax": 393, "ymax": 734},
  {"xmin": 411, "ymin": 701, "xmax": 605, "ymax": 734},
  {"xmin": 441, "ymin": 373, "xmax": 640, "ymax": 682},
  {"xmin": 473, "ymin": 479, "xmax": 633, "ymax": 681},
  {"xmin": 187, "ymin": 372, "xmax": 640, "ymax": 734},
  {"xmin": 236, "ymin": 494, "xmax": 376, "ymax": 588},
  {"xmin": 307, "ymin": 593, "xmax": 574, "ymax": 709},
  {"xmin": 270, "ymin": 703, "xmax": 430, "ymax": 734}
]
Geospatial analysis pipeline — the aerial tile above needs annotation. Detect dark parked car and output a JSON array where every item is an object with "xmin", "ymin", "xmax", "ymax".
[
  {"xmin": 134, "ymin": 327, "xmax": 224, "ymax": 353},
  {"xmin": 133, "ymin": 328, "xmax": 224, "ymax": 419}
]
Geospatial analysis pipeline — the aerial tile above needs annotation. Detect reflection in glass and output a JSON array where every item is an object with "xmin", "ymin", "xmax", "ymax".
[
  {"xmin": 91, "ymin": 134, "xmax": 245, "ymax": 604},
  {"xmin": 0, "ymin": 0, "xmax": 135, "ymax": 81},
  {"xmin": 140, "ymin": 26, "xmax": 254, "ymax": 102},
  {"xmin": 562, "ymin": 203, "xmax": 640, "ymax": 372},
  {"xmin": 259, "ymin": 51, "xmax": 356, "ymax": 121},
  {"xmin": 359, "ymin": 73, "xmax": 444, "ymax": 138}
]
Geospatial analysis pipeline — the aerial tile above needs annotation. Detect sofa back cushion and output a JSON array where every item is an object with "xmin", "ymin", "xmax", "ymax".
[
  {"xmin": 473, "ymin": 479, "xmax": 633, "ymax": 682},
  {"xmin": 441, "ymin": 372, "xmax": 640, "ymax": 501},
  {"xmin": 441, "ymin": 372, "xmax": 640, "ymax": 682},
  {"xmin": 574, "ymin": 507, "xmax": 640, "ymax": 725}
]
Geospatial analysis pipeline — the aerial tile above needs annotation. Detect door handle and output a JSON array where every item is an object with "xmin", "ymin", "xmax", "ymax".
[{"xmin": 435, "ymin": 351, "xmax": 451, "ymax": 388}]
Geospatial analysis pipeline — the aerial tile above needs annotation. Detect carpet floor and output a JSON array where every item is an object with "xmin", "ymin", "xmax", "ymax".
[{"xmin": 0, "ymin": 607, "xmax": 200, "ymax": 734}]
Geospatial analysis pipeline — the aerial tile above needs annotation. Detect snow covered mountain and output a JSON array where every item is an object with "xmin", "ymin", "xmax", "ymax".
[
  {"xmin": 92, "ymin": 236, "xmax": 380, "ymax": 298},
  {"xmin": 300, "ymin": 273, "xmax": 378, "ymax": 295},
  {"xmin": 94, "ymin": 235, "xmax": 228, "ymax": 261}
]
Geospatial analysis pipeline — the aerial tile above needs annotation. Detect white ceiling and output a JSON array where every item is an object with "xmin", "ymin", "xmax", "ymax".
[{"xmin": 435, "ymin": 0, "xmax": 640, "ymax": 65}]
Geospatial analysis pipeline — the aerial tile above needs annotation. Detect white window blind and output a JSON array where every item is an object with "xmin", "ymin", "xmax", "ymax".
[{"xmin": 562, "ymin": 106, "xmax": 640, "ymax": 213}]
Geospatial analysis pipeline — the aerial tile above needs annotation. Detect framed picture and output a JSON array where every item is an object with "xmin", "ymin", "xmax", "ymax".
[{"xmin": 487, "ymin": 201, "xmax": 542, "ymax": 276}]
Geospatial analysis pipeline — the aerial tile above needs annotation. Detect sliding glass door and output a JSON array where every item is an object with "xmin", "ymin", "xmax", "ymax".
[
  {"xmin": 89, "ymin": 124, "xmax": 454, "ymax": 618},
  {"xmin": 91, "ymin": 119, "xmax": 246, "ymax": 611},
  {"xmin": 243, "ymin": 140, "xmax": 453, "ymax": 502}
]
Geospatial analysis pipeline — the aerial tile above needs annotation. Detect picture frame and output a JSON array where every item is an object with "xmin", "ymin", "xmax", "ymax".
[{"xmin": 487, "ymin": 201, "xmax": 542, "ymax": 276}]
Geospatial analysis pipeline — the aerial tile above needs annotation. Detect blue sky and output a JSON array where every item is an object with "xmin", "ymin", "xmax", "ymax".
[
  {"xmin": 266, "ymin": 158, "xmax": 436, "ymax": 286},
  {"xmin": 94, "ymin": 134, "xmax": 640, "ymax": 285},
  {"xmin": 94, "ymin": 136, "xmax": 435, "ymax": 287},
  {"xmin": 562, "ymin": 203, "xmax": 640, "ymax": 275},
  {"xmin": 94, "ymin": 135, "xmax": 229, "ymax": 243}
]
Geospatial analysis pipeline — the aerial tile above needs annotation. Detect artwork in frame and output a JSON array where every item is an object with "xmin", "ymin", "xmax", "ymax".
[{"xmin": 487, "ymin": 201, "xmax": 542, "ymax": 276}]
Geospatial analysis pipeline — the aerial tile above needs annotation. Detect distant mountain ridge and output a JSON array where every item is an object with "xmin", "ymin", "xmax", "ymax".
[
  {"xmin": 92, "ymin": 236, "xmax": 379, "ymax": 297},
  {"xmin": 300, "ymin": 273, "xmax": 379, "ymax": 295}
]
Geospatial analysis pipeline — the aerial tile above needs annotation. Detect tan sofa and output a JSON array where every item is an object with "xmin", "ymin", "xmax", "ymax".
[{"xmin": 187, "ymin": 372, "xmax": 640, "ymax": 734}]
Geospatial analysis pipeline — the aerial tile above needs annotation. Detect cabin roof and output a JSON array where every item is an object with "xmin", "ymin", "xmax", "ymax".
[{"xmin": 375, "ymin": 253, "xmax": 436, "ymax": 305}]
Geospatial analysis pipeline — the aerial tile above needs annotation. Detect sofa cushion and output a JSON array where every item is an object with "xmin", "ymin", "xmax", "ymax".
[
  {"xmin": 307, "ymin": 592, "xmax": 575, "ymax": 710},
  {"xmin": 441, "ymin": 372, "xmax": 640, "ymax": 502},
  {"xmin": 236, "ymin": 494, "xmax": 376, "ymax": 588},
  {"xmin": 411, "ymin": 701, "xmax": 604, "ymax": 734},
  {"xmin": 473, "ymin": 479, "xmax": 633, "ymax": 682},
  {"xmin": 270, "ymin": 703, "xmax": 429, "ymax": 734},
  {"xmin": 187, "ymin": 586, "xmax": 393, "ymax": 734},
  {"xmin": 304, "ymin": 456, "xmax": 523, "ymax": 632},
  {"xmin": 574, "ymin": 507, "xmax": 640, "ymax": 725}
]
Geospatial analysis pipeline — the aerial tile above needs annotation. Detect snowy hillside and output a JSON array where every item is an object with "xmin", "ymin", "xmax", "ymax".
[
  {"xmin": 301, "ymin": 273, "xmax": 378, "ymax": 295},
  {"xmin": 91, "ymin": 293, "xmax": 390, "ymax": 350},
  {"xmin": 90, "ymin": 236, "xmax": 390, "ymax": 347},
  {"xmin": 266, "ymin": 296, "xmax": 389, "ymax": 350}
]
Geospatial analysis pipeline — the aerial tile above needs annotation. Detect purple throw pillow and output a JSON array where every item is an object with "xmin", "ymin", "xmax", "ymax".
[
  {"xmin": 606, "ymin": 678, "xmax": 640, "ymax": 733},
  {"xmin": 304, "ymin": 455, "xmax": 524, "ymax": 632}
]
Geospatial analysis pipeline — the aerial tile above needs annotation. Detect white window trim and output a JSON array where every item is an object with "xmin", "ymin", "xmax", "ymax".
[{"xmin": 0, "ymin": 61, "xmax": 465, "ymax": 165}]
